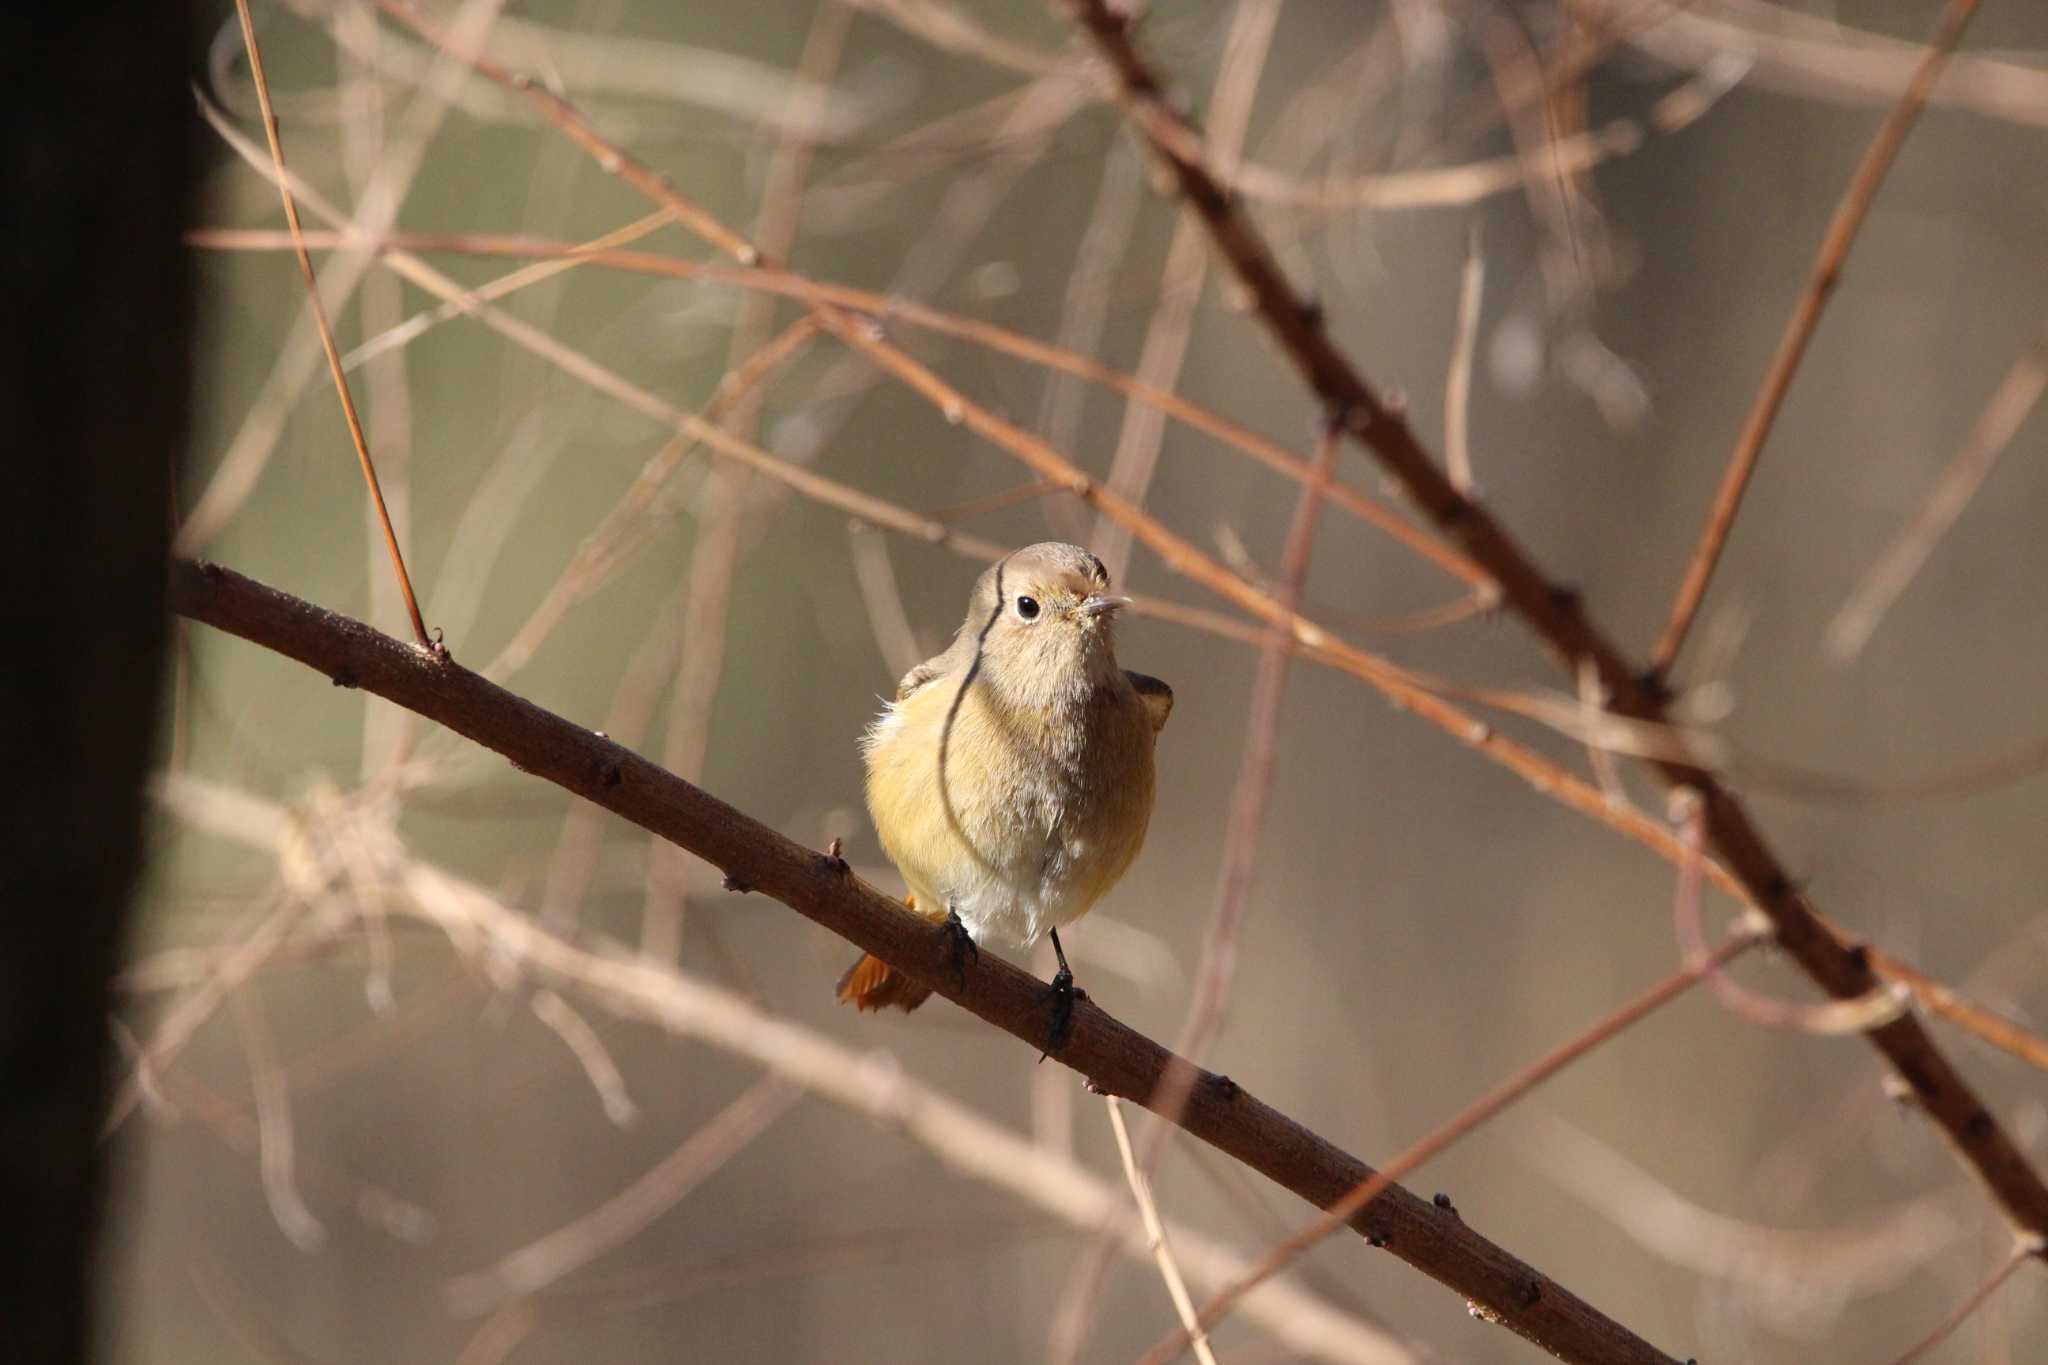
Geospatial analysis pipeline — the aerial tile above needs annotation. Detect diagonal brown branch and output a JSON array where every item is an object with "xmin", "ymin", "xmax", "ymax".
[
  {"xmin": 168, "ymin": 559, "xmax": 1683, "ymax": 1365},
  {"xmin": 1057, "ymin": 0, "xmax": 2048, "ymax": 1258}
]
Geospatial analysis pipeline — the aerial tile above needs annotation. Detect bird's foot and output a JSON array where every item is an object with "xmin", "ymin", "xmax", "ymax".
[
  {"xmin": 1039, "ymin": 965, "xmax": 1085, "ymax": 1060},
  {"xmin": 941, "ymin": 907, "xmax": 978, "ymax": 985}
]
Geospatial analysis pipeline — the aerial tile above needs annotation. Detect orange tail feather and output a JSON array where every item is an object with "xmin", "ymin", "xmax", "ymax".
[{"xmin": 836, "ymin": 952, "xmax": 933, "ymax": 1012}]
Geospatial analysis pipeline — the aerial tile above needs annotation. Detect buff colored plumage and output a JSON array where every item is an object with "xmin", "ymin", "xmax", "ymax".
[{"xmin": 838, "ymin": 543, "xmax": 1171, "ymax": 1030}]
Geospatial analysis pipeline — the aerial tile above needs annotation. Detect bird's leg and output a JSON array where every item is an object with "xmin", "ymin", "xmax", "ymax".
[
  {"xmin": 940, "ymin": 903, "xmax": 978, "ymax": 985},
  {"xmin": 1042, "ymin": 928, "xmax": 1083, "ymax": 1056}
]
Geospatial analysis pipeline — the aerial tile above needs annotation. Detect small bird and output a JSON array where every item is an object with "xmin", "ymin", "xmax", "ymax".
[{"xmin": 838, "ymin": 542, "xmax": 1172, "ymax": 1047}]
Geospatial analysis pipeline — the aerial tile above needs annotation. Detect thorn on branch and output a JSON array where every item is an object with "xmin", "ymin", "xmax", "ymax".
[
  {"xmin": 1433, "ymin": 1191, "xmax": 1459, "ymax": 1218},
  {"xmin": 816, "ymin": 836, "xmax": 849, "ymax": 876},
  {"xmin": 721, "ymin": 872, "xmax": 753, "ymax": 895},
  {"xmin": 1206, "ymin": 1073, "xmax": 1240, "ymax": 1103},
  {"xmin": 331, "ymin": 668, "xmax": 358, "ymax": 689}
]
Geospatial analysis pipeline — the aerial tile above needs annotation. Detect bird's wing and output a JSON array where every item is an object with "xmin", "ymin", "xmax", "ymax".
[
  {"xmin": 1125, "ymin": 671, "xmax": 1174, "ymax": 733},
  {"xmin": 895, "ymin": 654, "xmax": 951, "ymax": 701}
]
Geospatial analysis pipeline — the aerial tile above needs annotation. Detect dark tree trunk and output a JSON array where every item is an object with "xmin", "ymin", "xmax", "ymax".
[{"xmin": 0, "ymin": 4, "xmax": 197, "ymax": 1361}]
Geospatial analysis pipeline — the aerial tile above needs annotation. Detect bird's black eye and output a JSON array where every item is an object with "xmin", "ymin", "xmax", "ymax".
[{"xmin": 1014, "ymin": 595, "xmax": 1040, "ymax": 621}]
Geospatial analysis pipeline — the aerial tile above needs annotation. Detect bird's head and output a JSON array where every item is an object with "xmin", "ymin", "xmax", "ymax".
[{"xmin": 963, "ymin": 542, "xmax": 1131, "ymax": 710}]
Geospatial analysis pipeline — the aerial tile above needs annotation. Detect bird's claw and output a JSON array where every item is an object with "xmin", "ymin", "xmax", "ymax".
[
  {"xmin": 1039, "ymin": 964, "xmax": 1080, "ymax": 1060},
  {"xmin": 941, "ymin": 907, "xmax": 978, "ymax": 985}
]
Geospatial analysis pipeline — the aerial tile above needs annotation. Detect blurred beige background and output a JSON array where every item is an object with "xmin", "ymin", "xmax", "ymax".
[{"xmin": 120, "ymin": 1, "xmax": 2047, "ymax": 1361}]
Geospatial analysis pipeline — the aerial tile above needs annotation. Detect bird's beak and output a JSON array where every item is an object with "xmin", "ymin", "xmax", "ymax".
[{"xmin": 1078, "ymin": 593, "xmax": 1133, "ymax": 618}]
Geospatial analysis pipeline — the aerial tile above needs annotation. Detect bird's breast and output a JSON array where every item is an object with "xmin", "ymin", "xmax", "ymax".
[{"xmin": 863, "ymin": 675, "xmax": 1156, "ymax": 947}]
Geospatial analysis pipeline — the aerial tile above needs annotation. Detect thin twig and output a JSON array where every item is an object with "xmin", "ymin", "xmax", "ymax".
[
  {"xmin": 1106, "ymin": 1097, "xmax": 1220, "ymax": 1365},
  {"xmin": 1669, "ymin": 790, "xmax": 1908, "ymax": 1036},
  {"xmin": 1885, "ymin": 1236, "xmax": 2043, "ymax": 1365},
  {"xmin": 1035, "ymin": 134, "xmax": 1145, "ymax": 544},
  {"xmin": 847, "ymin": 525, "xmax": 925, "ymax": 680},
  {"xmin": 340, "ymin": 209, "xmax": 675, "ymax": 372},
  {"xmin": 1735, "ymin": 731, "xmax": 2048, "ymax": 811},
  {"xmin": 1444, "ymin": 224, "xmax": 1485, "ymax": 494},
  {"xmin": 529, "ymin": 989, "xmax": 637, "ymax": 1127},
  {"xmin": 1091, "ymin": 0, "xmax": 1280, "ymax": 586},
  {"xmin": 444, "ymin": 1074, "xmax": 802, "ymax": 1314},
  {"xmin": 162, "ymin": 1065, "xmax": 436, "ymax": 1244},
  {"xmin": 926, "ymin": 478, "xmax": 1068, "ymax": 526},
  {"xmin": 106, "ymin": 892, "xmax": 302, "ymax": 1136},
  {"xmin": 1825, "ymin": 327, "xmax": 2048, "ymax": 660},
  {"xmin": 1647, "ymin": 0, "xmax": 1985, "ymax": 677},
  {"xmin": 227, "ymin": 987, "xmax": 325, "ymax": 1251},
  {"xmin": 1598, "ymin": 0, "xmax": 2046, "ymax": 130},
  {"xmin": 1175, "ymin": 423, "xmax": 1341, "ymax": 1070},
  {"xmin": 1525, "ymin": 1112, "xmax": 1967, "ymax": 1340},
  {"xmin": 229, "ymin": 0, "xmax": 430, "ymax": 647}
]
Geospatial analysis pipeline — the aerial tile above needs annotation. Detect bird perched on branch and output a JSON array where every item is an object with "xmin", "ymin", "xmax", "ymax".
[{"xmin": 838, "ymin": 542, "xmax": 1172, "ymax": 1049}]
